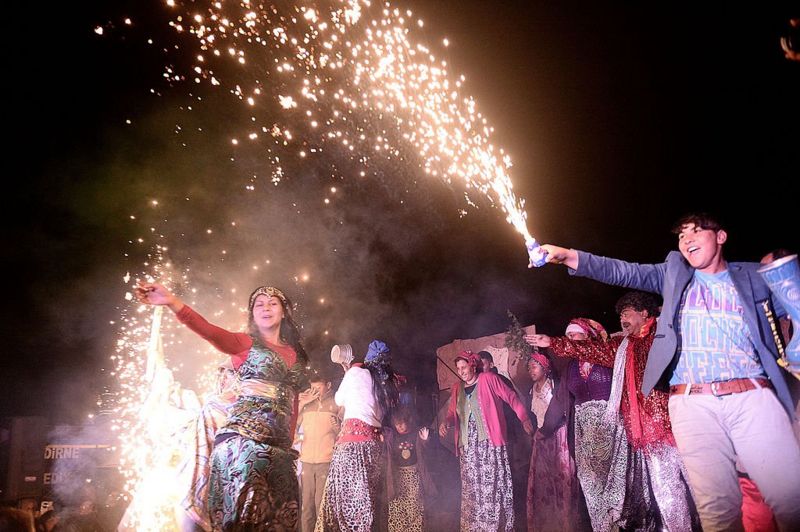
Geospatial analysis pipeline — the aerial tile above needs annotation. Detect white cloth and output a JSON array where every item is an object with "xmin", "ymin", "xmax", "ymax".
[
  {"xmin": 336, "ymin": 366, "xmax": 382, "ymax": 427},
  {"xmin": 530, "ymin": 379, "xmax": 553, "ymax": 430}
]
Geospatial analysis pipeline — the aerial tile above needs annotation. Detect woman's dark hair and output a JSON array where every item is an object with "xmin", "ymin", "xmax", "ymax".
[
  {"xmin": 363, "ymin": 362, "xmax": 399, "ymax": 426},
  {"xmin": 247, "ymin": 291, "xmax": 309, "ymax": 366}
]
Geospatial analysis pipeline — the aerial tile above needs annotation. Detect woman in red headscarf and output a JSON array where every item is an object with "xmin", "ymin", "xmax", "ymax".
[
  {"xmin": 525, "ymin": 349, "xmax": 587, "ymax": 532},
  {"xmin": 530, "ymin": 319, "xmax": 612, "ymax": 532},
  {"xmin": 439, "ymin": 351, "xmax": 534, "ymax": 532}
]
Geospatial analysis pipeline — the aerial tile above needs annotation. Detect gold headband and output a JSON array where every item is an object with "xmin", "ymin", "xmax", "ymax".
[{"xmin": 248, "ymin": 286, "xmax": 288, "ymax": 311}]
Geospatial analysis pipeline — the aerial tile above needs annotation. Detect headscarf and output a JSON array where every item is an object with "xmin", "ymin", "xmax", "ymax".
[
  {"xmin": 454, "ymin": 350, "xmax": 482, "ymax": 371},
  {"xmin": 528, "ymin": 353, "xmax": 551, "ymax": 374},
  {"xmin": 364, "ymin": 340, "xmax": 391, "ymax": 383},
  {"xmin": 565, "ymin": 317, "xmax": 608, "ymax": 340}
]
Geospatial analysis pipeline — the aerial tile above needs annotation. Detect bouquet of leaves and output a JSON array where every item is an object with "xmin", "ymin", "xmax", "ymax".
[{"xmin": 504, "ymin": 311, "xmax": 535, "ymax": 368}]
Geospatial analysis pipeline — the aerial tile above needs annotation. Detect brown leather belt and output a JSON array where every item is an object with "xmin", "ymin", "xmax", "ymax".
[{"xmin": 670, "ymin": 378, "xmax": 771, "ymax": 397}]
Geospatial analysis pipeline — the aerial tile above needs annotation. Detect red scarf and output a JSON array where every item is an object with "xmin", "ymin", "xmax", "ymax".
[{"xmin": 624, "ymin": 317, "xmax": 656, "ymax": 445}]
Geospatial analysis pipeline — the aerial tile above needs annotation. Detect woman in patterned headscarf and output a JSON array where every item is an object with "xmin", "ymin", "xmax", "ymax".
[
  {"xmin": 549, "ymin": 319, "xmax": 612, "ymax": 531},
  {"xmin": 136, "ymin": 282, "xmax": 309, "ymax": 531},
  {"xmin": 315, "ymin": 340, "xmax": 399, "ymax": 532},
  {"xmin": 439, "ymin": 350, "xmax": 534, "ymax": 532}
]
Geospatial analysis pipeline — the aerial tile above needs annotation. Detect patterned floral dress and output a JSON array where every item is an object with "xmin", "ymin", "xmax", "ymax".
[
  {"xmin": 457, "ymin": 383, "xmax": 515, "ymax": 532},
  {"xmin": 209, "ymin": 339, "xmax": 309, "ymax": 531}
]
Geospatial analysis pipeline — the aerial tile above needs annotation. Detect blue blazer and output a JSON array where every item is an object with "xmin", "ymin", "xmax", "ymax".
[{"xmin": 571, "ymin": 250, "xmax": 794, "ymax": 418}]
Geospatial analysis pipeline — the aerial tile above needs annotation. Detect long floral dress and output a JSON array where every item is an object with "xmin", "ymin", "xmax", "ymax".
[{"xmin": 209, "ymin": 339, "xmax": 309, "ymax": 531}]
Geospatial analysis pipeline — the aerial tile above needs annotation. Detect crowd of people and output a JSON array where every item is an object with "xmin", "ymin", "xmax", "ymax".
[{"xmin": 3, "ymin": 211, "xmax": 797, "ymax": 532}]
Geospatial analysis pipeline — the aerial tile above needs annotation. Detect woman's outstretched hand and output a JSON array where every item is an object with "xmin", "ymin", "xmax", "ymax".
[{"xmin": 135, "ymin": 282, "xmax": 184, "ymax": 312}]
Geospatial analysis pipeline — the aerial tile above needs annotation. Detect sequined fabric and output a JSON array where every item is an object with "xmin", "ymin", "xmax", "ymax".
[
  {"xmin": 573, "ymin": 400, "xmax": 698, "ymax": 532},
  {"xmin": 549, "ymin": 322, "xmax": 673, "ymax": 450},
  {"xmin": 574, "ymin": 399, "xmax": 629, "ymax": 532},
  {"xmin": 567, "ymin": 360, "xmax": 612, "ymax": 405},
  {"xmin": 551, "ymin": 323, "xmax": 698, "ymax": 531},
  {"xmin": 338, "ymin": 418, "xmax": 383, "ymax": 442},
  {"xmin": 642, "ymin": 442, "xmax": 698, "ymax": 532}
]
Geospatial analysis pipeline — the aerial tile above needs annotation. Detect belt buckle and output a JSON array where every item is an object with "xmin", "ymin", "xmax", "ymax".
[{"xmin": 711, "ymin": 381, "xmax": 732, "ymax": 397}]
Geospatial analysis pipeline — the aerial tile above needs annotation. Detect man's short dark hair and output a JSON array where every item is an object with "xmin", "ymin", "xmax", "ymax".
[
  {"xmin": 671, "ymin": 212, "xmax": 725, "ymax": 235},
  {"xmin": 615, "ymin": 291, "xmax": 661, "ymax": 317},
  {"xmin": 477, "ymin": 351, "xmax": 493, "ymax": 363}
]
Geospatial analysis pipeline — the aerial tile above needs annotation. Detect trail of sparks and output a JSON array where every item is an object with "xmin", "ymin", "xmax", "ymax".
[
  {"xmin": 161, "ymin": 0, "xmax": 534, "ymax": 240},
  {"xmin": 112, "ymin": 242, "xmax": 241, "ymax": 530}
]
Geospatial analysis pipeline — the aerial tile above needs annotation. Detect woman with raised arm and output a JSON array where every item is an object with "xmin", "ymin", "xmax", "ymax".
[
  {"xmin": 136, "ymin": 282, "xmax": 309, "ymax": 531},
  {"xmin": 314, "ymin": 340, "xmax": 399, "ymax": 532},
  {"xmin": 315, "ymin": 340, "xmax": 400, "ymax": 532}
]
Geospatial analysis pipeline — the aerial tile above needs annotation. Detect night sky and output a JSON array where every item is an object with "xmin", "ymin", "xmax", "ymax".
[{"xmin": 4, "ymin": 1, "xmax": 798, "ymax": 424}]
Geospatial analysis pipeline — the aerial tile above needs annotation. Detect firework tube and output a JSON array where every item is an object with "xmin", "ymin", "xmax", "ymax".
[{"xmin": 526, "ymin": 239, "xmax": 548, "ymax": 268}]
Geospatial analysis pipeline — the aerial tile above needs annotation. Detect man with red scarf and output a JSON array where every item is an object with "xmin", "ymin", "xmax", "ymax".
[{"xmin": 527, "ymin": 291, "xmax": 698, "ymax": 531}]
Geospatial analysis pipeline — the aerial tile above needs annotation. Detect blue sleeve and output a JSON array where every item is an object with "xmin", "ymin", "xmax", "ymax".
[{"xmin": 570, "ymin": 250, "xmax": 666, "ymax": 294}]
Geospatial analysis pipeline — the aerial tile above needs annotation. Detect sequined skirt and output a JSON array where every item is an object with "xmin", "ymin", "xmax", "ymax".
[{"xmin": 574, "ymin": 400, "xmax": 697, "ymax": 532}]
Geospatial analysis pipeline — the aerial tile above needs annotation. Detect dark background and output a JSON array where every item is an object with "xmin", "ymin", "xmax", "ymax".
[{"xmin": 3, "ymin": 1, "xmax": 798, "ymax": 423}]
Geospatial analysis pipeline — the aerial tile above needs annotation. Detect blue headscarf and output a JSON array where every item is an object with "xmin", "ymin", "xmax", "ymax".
[{"xmin": 364, "ymin": 340, "xmax": 391, "ymax": 382}]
